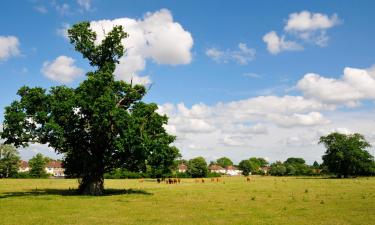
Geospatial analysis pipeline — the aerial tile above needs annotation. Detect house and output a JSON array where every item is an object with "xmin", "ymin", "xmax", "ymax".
[
  {"xmin": 18, "ymin": 160, "xmax": 65, "ymax": 177},
  {"xmin": 225, "ymin": 165, "xmax": 242, "ymax": 176},
  {"xmin": 209, "ymin": 164, "xmax": 226, "ymax": 174},
  {"xmin": 260, "ymin": 166, "xmax": 270, "ymax": 174},
  {"xmin": 18, "ymin": 160, "xmax": 30, "ymax": 172},
  {"xmin": 178, "ymin": 163, "xmax": 188, "ymax": 173},
  {"xmin": 45, "ymin": 160, "xmax": 65, "ymax": 177}
]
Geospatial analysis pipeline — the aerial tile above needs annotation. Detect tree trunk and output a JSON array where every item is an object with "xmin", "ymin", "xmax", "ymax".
[{"xmin": 78, "ymin": 175, "xmax": 104, "ymax": 195}]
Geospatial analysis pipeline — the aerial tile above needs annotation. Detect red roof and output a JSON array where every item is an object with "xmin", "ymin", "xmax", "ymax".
[
  {"xmin": 47, "ymin": 160, "xmax": 62, "ymax": 168},
  {"xmin": 226, "ymin": 165, "xmax": 239, "ymax": 170},
  {"xmin": 209, "ymin": 164, "xmax": 224, "ymax": 170},
  {"xmin": 19, "ymin": 160, "xmax": 29, "ymax": 168},
  {"xmin": 178, "ymin": 164, "xmax": 187, "ymax": 170}
]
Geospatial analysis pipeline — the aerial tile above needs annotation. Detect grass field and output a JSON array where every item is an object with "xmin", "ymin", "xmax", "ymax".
[{"xmin": 0, "ymin": 176, "xmax": 374, "ymax": 225}]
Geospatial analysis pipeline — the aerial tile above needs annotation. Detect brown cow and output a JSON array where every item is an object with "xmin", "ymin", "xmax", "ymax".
[
  {"xmin": 201, "ymin": 178, "xmax": 205, "ymax": 183},
  {"xmin": 247, "ymin": 177, "xmax": 251, "ymax": 182},
  {"xmin": 173, "ymin": 178, "xmax": 178, "ymax": 184},
  {"xmin": 178, "ymin": 178, "xmax": 181, "ymax": 183}
]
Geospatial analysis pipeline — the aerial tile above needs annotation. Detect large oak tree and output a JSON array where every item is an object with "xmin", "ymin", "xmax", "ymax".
[
  {"xmin": 319, "ymin": 132, "xmax": 375, "ymax": 177},
  {"xmin": 1, "ymin": 22, "xmax": 179, "ymax": 195}
]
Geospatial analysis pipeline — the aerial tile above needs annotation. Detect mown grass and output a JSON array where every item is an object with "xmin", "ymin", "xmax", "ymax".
[{"xmin": 0, "ymin": 176, "xmax": 374, "ymax": 225}]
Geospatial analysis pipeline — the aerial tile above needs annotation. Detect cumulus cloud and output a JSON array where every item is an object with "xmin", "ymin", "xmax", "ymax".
[
  {"xmin": 297, "ymin": 66, "xmax": 375, "ymax": 105},
  {"xmin": 158, "ymin": 95, "xmax": 333, "ymax": 142},
  {"xmin": 263, "ymin": 11, "xmax": 340, "ymax": 53},
  {"xmin": 0, "ymin": 36, "xmax": 20, "ymax": 61},
  {"xmin": 89, "ymin": 9, "xmax": 193, "ymax": 84},
  {"xmin": 284, "ymin": 11, "xmax": 340, "ymax": 46},
  {"xmin": 41, "ymin": 56, "xmax": 84, "ymax": 83},
  {"xmin": 206, "ymin": 43, "xmax": 256, "ymax": 64},
  {"xmin": 263, "ymin": 31, "xmax": 303, "ymax": 54}
]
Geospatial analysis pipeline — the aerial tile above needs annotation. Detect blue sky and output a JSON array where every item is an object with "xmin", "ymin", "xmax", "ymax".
[{"xmin": 1, "ymin": 0, "xmax": 375, "ymax": 163}]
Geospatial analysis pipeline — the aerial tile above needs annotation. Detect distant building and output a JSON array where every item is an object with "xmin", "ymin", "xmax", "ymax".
[
  {"xmin": 260, "ymin": 166, "xmax": 270, "ymax": 174},
  {"xmin": 178, "ymin": 163, "xmax": 188, "ymax": 173},
  {"xmin": 209, "ymin": 164, "xmax": 226, "ymax": 174},
  {"xmin": 18, "ymin": 160, "xmax": 65, "ymax": 177},
  {"xmin": 18, "ymin": 160, "xmax": 30, "ymax": 172},
  {"xmin": 225, "ymin": 165, "xmax": 242, "ymax": 176},
  {"xmin": 45, "ymin": 160, "xmax": 65, "ymax": 177}
]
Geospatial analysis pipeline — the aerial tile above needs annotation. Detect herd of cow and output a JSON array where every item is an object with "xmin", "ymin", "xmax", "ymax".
[{"xmin": 138, "ymin": 177, "xmax": 252, "ymax": 184}]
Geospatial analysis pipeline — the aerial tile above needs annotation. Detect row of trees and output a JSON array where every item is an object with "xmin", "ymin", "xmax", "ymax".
[{"xmin": 0, "ymin": 144, "xmax": 54, "ymax": 178}]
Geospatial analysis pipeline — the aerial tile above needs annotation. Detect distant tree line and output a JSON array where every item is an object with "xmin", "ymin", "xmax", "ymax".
[{"xmin": 1, "ymin": 132, "xmax": 374, "ymax": 179}]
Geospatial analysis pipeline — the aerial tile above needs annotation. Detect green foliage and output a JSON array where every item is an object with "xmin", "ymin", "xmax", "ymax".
[
  {"xmin": 216, "ymin": 157, "xmax": 233, "ymax": 168},
  {"xmin": 0, "ymin": 144, "xmax": 20, "ymax": 178},
  {"xmin": 11, "ymin": 171, "xmax": 32, "ymax": 178},
  {"xmin": 1, "ymin": 22, "xmax": 179, "ymax": 194},
  {"xmin": 313, "ymin": 161, "xmax": 320, "ymax": 168},
  {"xmin": 29, "ymin": 153, "xmax": 49, "ymax": 178},
  {"xmin": 207, "ymin": 172, "xmax": 221, "ymax": 178},
  {"xmin": 238, "ymin": 160, "xmax": 252, "ymax": 176},
  {"xmin": 104, "ymin": 169, "xmax": 146, "ymax": 179},
  {"xmin": 187, "ymin": 157, "xmax": 208, "ymax": 178},
  {"xmin": 319, "ymin": 132, "xmax": 375, "ymax": 177},
  {"xmin": 284, "ymin": 157, "xmax": 311, "ymax": 176},
  {"xmin": 269, "ymin": 161, "xmax": 287, "ymax": 176}
]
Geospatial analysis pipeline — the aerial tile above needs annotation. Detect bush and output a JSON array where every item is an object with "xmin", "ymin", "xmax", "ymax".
[
  {"xmin": 175, "ymin": 172, "xmax": 191, "ymax": 178},
  {"xmin": 11, "ymin": 172, "xmax": 32, "ymax": 178},
  {"xmin": 104, "ymin": 169, "xmax": 147, "ymax": 179},
  {"xmin": 207, "ymin": 172, "xmax": 221, "ymax": 178}
]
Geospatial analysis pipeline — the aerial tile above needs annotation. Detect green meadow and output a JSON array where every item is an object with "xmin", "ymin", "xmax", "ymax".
[{"xmin": 0, "ymin": 176, "xmax": 374, "ymax": 225}]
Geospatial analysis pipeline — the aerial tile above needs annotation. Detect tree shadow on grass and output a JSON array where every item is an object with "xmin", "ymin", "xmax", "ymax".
[{"xmin": 0, "ymin": 188, "xmax": 152, "ymax": 199}]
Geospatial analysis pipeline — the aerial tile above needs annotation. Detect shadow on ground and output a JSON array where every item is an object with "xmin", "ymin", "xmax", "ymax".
[{"xmin": 0, "ymin": 188, "xmax": 152, "ymax": 199}]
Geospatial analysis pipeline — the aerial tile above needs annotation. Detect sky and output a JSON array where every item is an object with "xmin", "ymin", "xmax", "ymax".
[{"xmin": 1, "ymin": 0, "xmax": 375, "ymax": 163}]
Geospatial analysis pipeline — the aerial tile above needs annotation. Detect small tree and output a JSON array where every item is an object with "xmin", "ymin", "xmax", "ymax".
[
  {"xmin": 187, "ymin": 157, "xmax": 208, "ymax": 178},
  {"xmin": 238, "ymin": 160, "xmax": 252, "ymax": 176},
  {"xmin": 29, "ymin": 153, "xmax": 49, "ymax": 178},
  {"xmin": 0, "ymin": 144, "xmax": 20, "ymax": 178},
  {"xmin": 257, "ymin": 158, "xmax": 268, "ymax": 167},
  {"xmin": 319, "ymin": 132, "xmax": 375, "ymax": 177},
  {"xmin": 269, "ymin": 161, "xmax": 286, "ymax": 176},
  {"xmin": 216, "ymin": 157, "xmax": 233, "ymax": 168}
]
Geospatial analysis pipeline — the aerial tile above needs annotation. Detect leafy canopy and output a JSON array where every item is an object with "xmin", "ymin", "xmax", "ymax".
[
  {"xmin": 0, "ymin": 144, "xmax": 20, "ymax": 178},
  {"xmin": 1, "ymin": 22, "xmax": 179, "ymax": 194},
  {"xmin": 319, "ymin": 132, "xmax": 375, "ymax": 177}
]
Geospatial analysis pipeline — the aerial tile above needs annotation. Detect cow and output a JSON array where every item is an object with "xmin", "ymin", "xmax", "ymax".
[{"xmin": 247, "ymin": 177, "xmax": 251, "ymax": 182}]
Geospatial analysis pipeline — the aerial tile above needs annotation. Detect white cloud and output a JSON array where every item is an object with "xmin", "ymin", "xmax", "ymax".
[
  {"xmin": 77, "ymin": 0, "xmax": 91, "ymax": 11},
  {"xmin": 285, "ymin": 11, "xmax": 340, "ymax": 32},
  {"xmin": 0, "ymin": 36, "xmax": 20, "ymax": 61},
  {"xmin": 263, "ymin": 11, "xmax": 340, "ymax": 54},
  {"xmin": 206, "ymin": 42, "xmax": 256, "ymax": 64},
  {"xmin": 263, "ymin": 31, "xmax": 303, "ymax": 54},
  {"xmin": 34, "ymin": 5, "xmax": 48, "ymax": 14},
  {"xmin": 284, "ymin": 11, "xmax": 340, "ymax": 46},
  {"xmin": 90, "ymin": 9, "xmax": 193, "ymax": 84},
  {"xmin": 297, "ymin": 66, "xmax": 375, "ymax": 105},
  {"xmin": 56, "ymin": 23, "xmax": 70, "ymax": 40},
  {"xmin": 54, "ymin": 3, "xmax": 70, "ymax": 15},
  {"xmin": 41, "ymin": 56, "xmax": 84, "ymax": 83}
]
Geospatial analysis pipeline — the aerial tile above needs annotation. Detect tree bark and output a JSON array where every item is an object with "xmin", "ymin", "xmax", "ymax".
[{"xmin": 78, "ymin": 175, "xmax": 104, "ymax": 195}]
